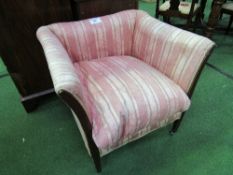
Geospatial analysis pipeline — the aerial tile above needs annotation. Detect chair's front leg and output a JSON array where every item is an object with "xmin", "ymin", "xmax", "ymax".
[{"xmin": 58, "ymin": 90, "xmax": 102, "ymax": 172}]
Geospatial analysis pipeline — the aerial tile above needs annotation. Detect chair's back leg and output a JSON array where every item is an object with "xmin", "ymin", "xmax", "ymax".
[
  {"xmin": 170, "ymin": 112, "xmax": 185, "ymax": 133},
  {"xmin": 170, "ymin": 47, "xmax": 215, "ymax": 134}
]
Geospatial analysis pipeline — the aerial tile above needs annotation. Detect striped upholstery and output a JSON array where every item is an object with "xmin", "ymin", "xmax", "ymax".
[
  {"xmin": 133, "ymin": 11, "xmax": 215, "ymax": 92},
  {"xmin": 77, "ymin": 56, "xmax": 190, "ymax": 152},
  {"xmin": 36, "ymin": 10, "xmax": 215, "ymax": 155},
  {"xmin": 48, "ymin": 10, "xmax": 136, "ymax": 62},
  {"xmin": 36, "ymin": 26, "xmax": 82, "ymax": 98}
]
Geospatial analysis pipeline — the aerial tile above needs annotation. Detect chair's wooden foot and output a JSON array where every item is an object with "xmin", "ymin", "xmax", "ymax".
[
  {"xmin": 170, "ymin": 113, "xmax": 185, "ymax": 134},
  {"xmin": 88, "ymin": 137, "xmax": 101, "ymax": 172},
  {"xmin": 58, "ymin": 90, "xmax": 102, "ymax": 172},
  {"xmin": 92, "ymin": 153, "xmax": 101, "ymax": 173},
  {"xmin": 170, "ymin": 120, "xmax": 181, "ymax": 133}
]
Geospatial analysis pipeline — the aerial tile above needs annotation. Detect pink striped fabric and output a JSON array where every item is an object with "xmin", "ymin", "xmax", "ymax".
[
  {"xmin": 36, "ymin": 26, "xmax": 82, "ymax": 99},
  {"xmin": 77, "ymin": 56, "xmax": 190, "ymax": 151},
  {"xmin": 48, "ymin": 10, "xmax": 136, "ymax": 62},
  {"xmin": 133, "ymin": 11, "xmax": 215, "ymax": 92},
  {"xmin": 36, "ymin": 10, "xmax": 215, "ymax": 154}
]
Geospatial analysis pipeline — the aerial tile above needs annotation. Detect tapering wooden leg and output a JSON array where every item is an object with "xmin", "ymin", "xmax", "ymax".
[
  {"xmin": 89, "ymin": 143, "xmax": 102, "ymax": 173},
  {"xmin": 93, "ymin": 155, "xmax": 101, "ymax": 173},
  {"xmin": 170, "ymin": 112, "xmax": 185, "ymax": 134},
  {"xmin": 58, "ymin": 90, "xmax": 102, "ymax": 172}
]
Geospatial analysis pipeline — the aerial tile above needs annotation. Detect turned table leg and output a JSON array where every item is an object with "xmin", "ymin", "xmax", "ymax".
[{"xmin": 204, "ymin": 0, "xmax": 225, "ymax": 38}]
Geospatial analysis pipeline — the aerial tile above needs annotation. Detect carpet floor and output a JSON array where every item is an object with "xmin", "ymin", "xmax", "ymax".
[{"xmin": 0, "ymin": 1, "xmax": 233, "ymax": 175}]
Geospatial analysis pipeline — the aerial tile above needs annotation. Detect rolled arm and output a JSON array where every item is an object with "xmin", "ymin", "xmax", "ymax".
[{"xmin": 133, "ymin": 11, "xmax": 215, "ymax": 93}]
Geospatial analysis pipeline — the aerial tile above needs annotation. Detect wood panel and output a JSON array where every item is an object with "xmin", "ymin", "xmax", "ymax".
[
  {"xmin": 72, "ymin": 0, "xmax": 138, "ymax": 19},
  {"xmin": 0, "ymin": 0, "xmax": 73, "ymax": 111},
  {"xmin": 0, "ymin": 0, "xmax": 138, "ymax": 112}
]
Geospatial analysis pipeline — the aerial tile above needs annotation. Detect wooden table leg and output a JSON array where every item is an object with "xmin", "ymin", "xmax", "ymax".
[
  {"xmin": 204, "ymin": 0, "xmax": 225, "ymax": 38},
  {"xmin": 200, "ymin": 0, "xmax": 208, "ymax": 19}
]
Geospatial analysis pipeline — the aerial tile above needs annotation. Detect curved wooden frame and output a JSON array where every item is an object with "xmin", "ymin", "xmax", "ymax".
[
  {"xmin": 170, "ymin": 46, "xmax": 215, "ymax": 133},
  {"xmin": 58, "ymin": 90, "xmax": 101, "ymax": 172}
]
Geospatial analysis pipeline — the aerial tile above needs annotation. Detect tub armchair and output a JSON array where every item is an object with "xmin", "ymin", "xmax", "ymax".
[{"xmin": 37, "ymin": 10, "xmax": 215, "ymax": 172}]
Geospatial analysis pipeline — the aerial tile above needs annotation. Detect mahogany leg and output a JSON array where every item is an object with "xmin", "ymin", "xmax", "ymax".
[
  {"xmin": 170, "ymin": 112, "xmax": 185, "ymax": 134},
  {"xmin": 58, "ymin": 90, "xmax": 102, "ymax": 172},
  {"xmin": 89, "ymin": 141, "xmax": 102, "ymax": 172}
]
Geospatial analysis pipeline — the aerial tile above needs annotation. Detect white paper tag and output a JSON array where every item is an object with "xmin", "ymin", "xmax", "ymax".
[{"xmin": 89, "ymin": 17, "xmax": 102, "ymax": 25}]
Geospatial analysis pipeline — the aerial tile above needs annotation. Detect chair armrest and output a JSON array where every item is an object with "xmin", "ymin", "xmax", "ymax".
[
  {"xmin": 133, "ymin": 12, "xmax": 215, "ymax": 93},
  {"xmin": 36, "ymin": 26, "xmax": 81, "ymax": 96},
  {"xmin": 37, "ymin": 26, "xmax": 96, "ymax": 126}
]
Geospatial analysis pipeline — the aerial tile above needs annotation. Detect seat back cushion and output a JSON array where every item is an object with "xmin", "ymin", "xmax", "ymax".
[{"xmin": 47, "ymin": 10, "xmax": 137, "ymax": 62}]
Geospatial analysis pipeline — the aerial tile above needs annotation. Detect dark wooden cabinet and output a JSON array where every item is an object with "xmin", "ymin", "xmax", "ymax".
[
  {"xmin": 0, "ymin": 0, "xmax": 73, "ymax": 112},
  {"xmin": 0, "ymin": 0, "xmax": 138, "ymax": 112},
  {"xmin": 72, "ymin": 0, "xmax": 138, "ymax": 19}
]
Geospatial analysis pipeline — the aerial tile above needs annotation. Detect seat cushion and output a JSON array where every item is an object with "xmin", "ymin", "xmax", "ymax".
[
  {"xmin": 75, "ymin": 56, "xmax": 190, "ymax": 151},
  {"xmin": 159, "ymin": 1, "xmax": 200, "ymax": 15}
]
